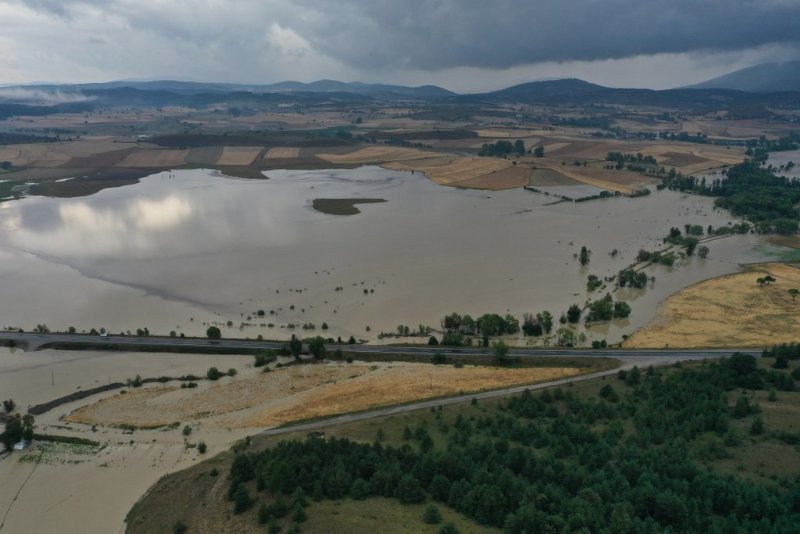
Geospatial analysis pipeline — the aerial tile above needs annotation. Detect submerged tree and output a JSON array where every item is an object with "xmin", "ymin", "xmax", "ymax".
[{"xmin": 579, "ymin": 246, "xmax": 591, "ymax": 266}]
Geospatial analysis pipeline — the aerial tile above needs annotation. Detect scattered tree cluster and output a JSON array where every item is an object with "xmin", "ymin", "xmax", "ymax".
[
  {"xmin": 606, "ymin": 152, "xmax": 657, "ymax": 170},
  {"xmin": 662, "ymin": 161, "xmax": 800, "ymax": 235},
  {"xmin": 478, "ymin": 140, "xmax": 525, "ymax": 157},
  {"xmin": 618, "ymin": 269, "xmax": 650, "ymax": 289}
]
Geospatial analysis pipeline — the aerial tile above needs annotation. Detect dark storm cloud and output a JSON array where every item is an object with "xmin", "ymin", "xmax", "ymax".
[
  {"xmin": 296, "ymin": 0, "xmax": 800, "ymax": 70},
  {"xmin": 4, "ymin": 0, "xmax": 799, "ymax": 88}
]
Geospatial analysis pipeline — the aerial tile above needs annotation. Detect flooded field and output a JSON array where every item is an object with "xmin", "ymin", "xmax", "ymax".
[
  {"xmin": 767, "ymin": 149, "xmax": 800, "ymax": 179},
  {"xmin": 0, "ymin": 166, "xmax": 788, "ymax": 344}
]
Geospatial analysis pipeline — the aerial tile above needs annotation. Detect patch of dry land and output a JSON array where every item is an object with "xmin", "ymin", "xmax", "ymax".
[
  {"xmin": 66, "ymin": 361, "xmax": 583, "ymax": 430},
  {"xmin": 626, "ymin": 263, "xmax": 800, "ymax": 348},
  {"xmin": 117, "ymin": 148, "xmax": 189, "ymax": 167},
  {"xmin": 318, "ymin": 145, "xmax": 518, "ymax": 188},
  {"xmin": 215, "ymin": 146, "xmax": 263, "ymax": 165},
  {"xmin": 318, "ymin": 146, "xmax": 441, "ymax": 164},
  {"xmin": 263, "ymin": 146, "xmax": 301, "ymax": 159},
  {"xmin": 386, "ymin": 156, "xmax": 514, "ymax": 188}
]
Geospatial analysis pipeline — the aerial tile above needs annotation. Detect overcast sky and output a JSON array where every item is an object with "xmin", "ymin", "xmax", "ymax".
[{"xmin": 1, "ymin": 0, "xmax": 799, "ymax": 92}]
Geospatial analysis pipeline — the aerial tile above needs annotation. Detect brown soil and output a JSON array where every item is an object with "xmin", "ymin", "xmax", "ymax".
[
  {"xmin": 60, "ymin": 147, "xmax": 138, "ymax": 168},
  {"xmin": 454, "ymin": 166, "xmax": 530, "ymax": 190},
  {"xmin": 117, "ymin": 149, "xmax": 189, "ymax": 167},
  {"xmin": 529, "ymin": 168, "xmax": 579, "ymax": 186},
  {"xmin": 625, "ymin": 263, "xmax": 800, "ymax": 348},
  {"xmin": 318, "ymin": 146, "xmax": 441, "ymax": 164}
]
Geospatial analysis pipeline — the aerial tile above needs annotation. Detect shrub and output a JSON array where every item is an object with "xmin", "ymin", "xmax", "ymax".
[
  {"xmin": 198, "ymin": 441, "xmax": 207, "ymax": 454},
  {"xmin": 423, "ymin": 504, "xmax": 442, "ymax": 524},
  {"xmin": 207, "ymin": 367, "xmax": 224, "ymax": 380}
]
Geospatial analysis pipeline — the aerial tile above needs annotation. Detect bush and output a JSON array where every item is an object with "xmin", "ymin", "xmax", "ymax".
[
  {"xmin": 428, "ymin": 336, "xmax": 439, "ymax": 346},
  {"xmin": 173, "ymin": 520, "xmax": 188, "ymax": 534},
  {"xmin": 207, "ymin": 367, "xmax": 224, "ymax": 380},
  {"xmin": 206, "ymin": 326, "xmax": 221, "ymax": 339},
  {"xmin": 182, "ymin": 425, "xmax": 192, "ymax": 437},
  {"xmin": 431, "ymin": 353, "xmax": 447, "ymax": 365},
  {"xmin": 254, "ymin": 351, "xmax": 276, "ymax": 367},
  {"xmin": 198, "ymin": 441, "xmax": 207, "ymax": 454},
  {"xmin": 292, "ymin": 503, "xmax": 307, "ymax": 523},
  {"xmin": 232, "ymin": 484, "xmax": 253, "ymax": 514},
  {"xmin": 423, "ymin": 504, "xmax": 442, "ymax": 524},
  {"xmin": 750, "ymin": 416, "xmax": 765, "ymax": 435},
  {"xmin": 227, "ymin": 368, "xmax": 237, "ymax": 377}
]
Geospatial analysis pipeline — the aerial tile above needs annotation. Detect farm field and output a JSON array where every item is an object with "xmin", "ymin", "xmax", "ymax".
[{"xmin": 626, "ymin": 263, "xmax": 800, "ymax": 348}]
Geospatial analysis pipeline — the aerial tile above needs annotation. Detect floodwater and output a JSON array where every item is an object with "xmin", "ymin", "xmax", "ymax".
[
  {"xmin": 767, "ymin": 149, "xmax": 800, "ymax": 179},
  {"xmin": 0, "ymin": 167, "xmax": 789, "ymax": 344}
]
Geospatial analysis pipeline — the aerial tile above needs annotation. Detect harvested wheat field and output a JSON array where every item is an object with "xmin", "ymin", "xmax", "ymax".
[
  {"xmin": 264, "ymin": 146, "xmax": 301, "ymax": 159},
  {"xmin": 385, "ymin": 156, "xmax": 513, "ymax": 186},
  {"xmin": 117, "ymin": 149, "xmax": 189, "ymax": 167},
  {"xmin": 318, "ymin": 146, "xmax": 441, "ymax": 164},
  {"xmin": 216, "ymin": 146, "xmax": 263, "ymax": 165},
  {"xmin": 454, "ymin": 166, "xmax": 531, "ymax": 190},
  {"xmin": 65, "ymin": 361, "xmax": 583, "ymax": 430},
  {"xmin": 544, "ymin": 163, "xmax": 651, "ymax": 194},
  {"xmin": 626, "ymin": 263, "xmax": 800, "ymax": 348}
]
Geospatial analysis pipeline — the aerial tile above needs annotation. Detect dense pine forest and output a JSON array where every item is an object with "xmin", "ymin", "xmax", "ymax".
[{"xmin": 225, "ymin": 351, "xmax": 800, "ymax": 533}]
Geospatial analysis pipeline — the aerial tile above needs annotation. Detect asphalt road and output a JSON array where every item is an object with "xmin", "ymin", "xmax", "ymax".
[
  {"xmin": 0, "ymin": 331, "xmax": 758, "ymax": 363},
  {"xmin": 1, "ymin": 331, "xmax": 758, "ymax": 436}
]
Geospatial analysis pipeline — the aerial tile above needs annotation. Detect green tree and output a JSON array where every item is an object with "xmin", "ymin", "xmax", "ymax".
[
  {"xmin": 698, "ymin": 245, "xmax": 710, "ymax": 259},
  {"xmin": 566, "ymin": 304, "xmax": 582, "ymax": 323},
  {"xmin": 537, "ymin": 311, "xmax": 554, "ymax": 334},
  {"xmin": 206, "ymin": 326, "xmax": 221, "ymax": 339},
  {"xmin": 579, "ymin": 246, "xmax": 591, "ymax": 266},
  {"xmin": 789, "ymin": 288, "xmax": 799, "ymax": 301},
  {"xmin": 207, "ymin": 367, "xmax": 224, "ymax": 380},
  {"xmin": 750, "ymin": 415, "xmax": 765, "ymax": 435},
  {"xmin": 395, "ymin": 474, "xmax": 425, "ymax": 504},
  {"xmin": 534, "ymin": 145, "xmax": 544, "ymax": 157},
  {"xmin": 308, "ymin": 336, "xmax": 326, "ymax": 359},
  {"xmin": 493, "ymin": 340, "xmax": 510, "ymax": 365},
  {"xmin": 423, "ymin": 504, "xmax": 443, "ymax": 524},
  {"xmin": 683, "ymin": 237, "xmax": 699, "ymax": 256},
  {"xmin": 513, "ymin": 139, "xmax": 525, "ymax": 156},
  {"xmin": 289, "ymin": 336, "xmax": 303, "ymax": 359}
]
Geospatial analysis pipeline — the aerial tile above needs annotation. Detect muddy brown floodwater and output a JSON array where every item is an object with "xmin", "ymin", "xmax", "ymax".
[{"xmin": 0, "ymin": 166, "xmax": 791, "ymax": 344}]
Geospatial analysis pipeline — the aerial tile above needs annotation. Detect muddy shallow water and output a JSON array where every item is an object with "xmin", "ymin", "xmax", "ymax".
[{"xmin": 0, "ymin": 167, "xmax": 789, "ymax": 344}]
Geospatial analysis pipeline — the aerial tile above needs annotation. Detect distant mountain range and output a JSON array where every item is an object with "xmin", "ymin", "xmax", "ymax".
[
  {"xmin": 6, "ymin": 79, "xmax": 454, "ymax": 99},
  {"xmin": 688, "ymin": 60, "xmax": 800, "ymax": 92},
  {"xmin": 1, "ymin": 70, "xmax": 799, "ymax": 116}
]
